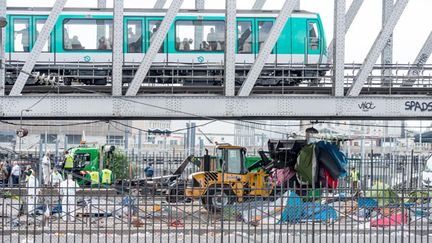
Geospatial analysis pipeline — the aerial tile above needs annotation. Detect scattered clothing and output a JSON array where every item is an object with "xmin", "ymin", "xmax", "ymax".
[
  {"xmin": 295, "ymin": 144, "xmax": 318, "ymax": 185},
  {"xmin": 371, "ymin": 213, "xmax": 407, "ymax": 227},
  {"xmin": 269, "ymin": 168, "xmax": 296, "ymax": 186},
  {"xmin": 315, "ymin": 141, "xmax": 347, "ymax": 179}
]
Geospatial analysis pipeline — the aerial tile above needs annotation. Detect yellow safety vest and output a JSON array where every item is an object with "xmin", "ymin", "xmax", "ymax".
[
  {"xmin": 64, "ymin": 155, "xmax": 74, "ymax": 169},
  {"xmin": 90, "ymin": 171, "xmax": 100, "ymax": 185},
  {"xmin": 350, "ymin": 170, "xmax": 359, "ymax": 182},
  {"xmin": 101, "ymin": 169, "xmax": 112, "ymax": 184}
]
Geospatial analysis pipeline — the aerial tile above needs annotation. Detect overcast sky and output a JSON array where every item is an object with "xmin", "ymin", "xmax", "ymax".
[{"xmin": 7, "ymin": 0, "xmax": 432, "ymax": 63}]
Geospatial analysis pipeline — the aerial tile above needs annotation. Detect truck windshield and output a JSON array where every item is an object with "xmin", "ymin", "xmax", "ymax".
[
  {"xmin": 74, "ymin": 153, "xmax": 91, "ymax": 169},
  {"xmin": 226, "ymin": 149, "xmax": 242, "ymax": 174}
]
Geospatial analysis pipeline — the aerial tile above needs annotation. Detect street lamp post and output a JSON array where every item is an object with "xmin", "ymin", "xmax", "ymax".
[{"xmin": 18, "ymin": 109, "xmax": 31, "ymax": 158}]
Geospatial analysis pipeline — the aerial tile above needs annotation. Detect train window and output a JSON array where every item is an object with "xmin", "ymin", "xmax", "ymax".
[
  {"xmin": 308, "ymin": 22, "xmax": 319, "ymax": 50},
  {"xmin": 13, "ymin": 19, "xmax": 30, "ymax": 52},
  {"xmin": 237, "ymin": 21, "xmax": 252, "ymax": 54},
  {"xmin": 35, "ymin": 19, "xmax": 51, "ymax": 52},
  {"xmin": 175, "ymin": 20, "xmax": 225, "ymax": 52},
  {"xmin": 127, "ymin": 20, "xmax": 142, "ymax": 53},
  {"xmin": 148, "ymin": 20, "xmax": 164, "ymax": 53},
  {"xmin": 257, "ymin": 21, "xmax": 273, "ymax": 52},
  {"xmin": 63, "ymin": 19, "xmax": 113, "ymax": 51}
]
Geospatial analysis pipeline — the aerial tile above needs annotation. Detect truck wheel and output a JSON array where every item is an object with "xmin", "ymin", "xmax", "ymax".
[{"xmin": 202, "ymin": 188, "xmax": 235, "ymax": 213}]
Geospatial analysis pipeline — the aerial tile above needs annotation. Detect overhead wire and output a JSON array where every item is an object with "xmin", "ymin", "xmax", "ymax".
[
  {"xmin": 62, "ymin": 84, "xmax": 298, "ymax": 136},
  {"xmin": 0, "ymin": 120, "xmax": 103, "ymax": 127}
]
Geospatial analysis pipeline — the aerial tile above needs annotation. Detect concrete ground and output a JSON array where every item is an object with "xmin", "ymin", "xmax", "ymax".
[{"xmin": 2, "ymin": 232, "xmax": 432, "ymax": 243}]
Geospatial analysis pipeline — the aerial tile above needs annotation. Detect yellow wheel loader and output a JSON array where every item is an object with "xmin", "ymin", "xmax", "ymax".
[
  {"xmin": 185, "ymin": 140, "xmax": 307, "ymax": 212},
  {"xmin": 184, "ymin": 144, "xmax": 275, "ymax": 212}
]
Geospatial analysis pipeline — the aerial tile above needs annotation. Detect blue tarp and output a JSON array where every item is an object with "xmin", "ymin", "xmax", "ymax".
[
  {"xmin": 358, "ymin": 198, "xmax": 378, "ymax": 209},
  {"xmin": 280, "ymin": 192, "xmax": 303, "ymax": 223},
  {"xmin": 280, "ymin": 192, "xmax": 338, "ymax": 223}
]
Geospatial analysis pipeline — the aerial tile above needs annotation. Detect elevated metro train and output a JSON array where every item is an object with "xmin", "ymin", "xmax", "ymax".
[{"xmin": 4, "ymin": 8, "xmax": 328, "ymax": 86}]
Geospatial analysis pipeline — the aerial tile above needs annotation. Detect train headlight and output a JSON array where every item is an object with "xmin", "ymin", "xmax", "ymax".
[{"xmin": 0, "ymin": 17, "xmax": 7, "ymax": 28}]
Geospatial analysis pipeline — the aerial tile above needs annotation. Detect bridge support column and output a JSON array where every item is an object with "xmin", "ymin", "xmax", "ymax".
[
  {"xmin": 97, "ymin": 0, "xmax": 106, "ymax": 8},
  {"xmin": 225, "ymin": 0, "xmax": 236, "ymax": 96},
  {"xmin": 403, "ymin": 32, "xmax": 432, "ymax": 86},
  {"xmin": 382, "ymin": 0, "xmax": 394, "ymax": 86},
  {"xmin": 238, "ymin": 0, "xmax": 298, "ymax": 97},
  {"xmin": 0, "ymin": 0, "xmax": 6, "ymax": 96},
  {"xmin": 252, "ymin": 0, "xmax": 266, "ymax": 10},
  {"xmin": 194, "ymin": 0, "xmax": 205, "ymax": 50},
  {"xmin": 327, "ymin": 0, "xmax": 364, "ymax": 62},
  {"xmin": 154, "ymin": 0, "xmax": 167, "ymax": 8},
  {"xmin": 347, "ymin": 0, "xmax": 409, "ymax": 97},
  {"xmin": 112, "ymin": 0, "xmax": 124, "ymax": 96},
  {"xmin": 195, "ymin": 0, "xmax": 205, "ymax": 9},
  {"xmin": 10, "ymin": 0, "xmax": 68, "ymax": 96},
  {"xmin": 333, "ymin": 0, "xmax": 346, "ymax": 97},
  {"xmin": 126, "ymin": 0, "xmax": 184, "ymax": 96}
]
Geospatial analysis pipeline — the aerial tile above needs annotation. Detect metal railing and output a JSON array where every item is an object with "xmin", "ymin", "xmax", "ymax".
[
  {"xmin": 0, "ymin": 151, "xmax": 431, "ymax": 242},
  {"xmin": 4, "ymin": 61, "xmax": 432, "ymax": 95}
]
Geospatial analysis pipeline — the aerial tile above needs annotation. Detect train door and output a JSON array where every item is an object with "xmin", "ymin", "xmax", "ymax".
[
  {"xmin": 10, "ymin": 16, "xmax": 32, "ymax": 63},
  {"xmin": 237, "ymin": 18, "xmax": 254, "ymax": 64},
  {"xmin": 33, "ymin": 16, "xmax": 54, "ymax": 63},
  {"xmin": 145, "ymin": 17, "xmax": 166, "ymax": 63},
  {"xmin": 124, "ymin": 16, "xmax": 144, "ymax": 63},
  {"xmin": 254, "ymin": 18, "xmax": 276, "ymax": 63},
  {"xmin": 305, "ymin": 19, "xmax": 321, "ymax": 64}
]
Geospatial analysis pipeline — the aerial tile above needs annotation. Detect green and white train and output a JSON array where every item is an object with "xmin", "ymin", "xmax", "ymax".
[{"xmin": 5, "ymin": 8, "xmax": 328, "ymax": 85}]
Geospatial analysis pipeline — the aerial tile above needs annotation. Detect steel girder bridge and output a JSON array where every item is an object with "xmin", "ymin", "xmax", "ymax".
[{"xmin": 0, "ymin": 0, "xmax": 431, "ymax": 120}]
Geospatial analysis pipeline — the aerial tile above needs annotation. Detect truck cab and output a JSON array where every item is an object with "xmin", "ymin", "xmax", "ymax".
[{"xmin": 215, "ymin": 145, "xmax": 248, "ymax": 174}]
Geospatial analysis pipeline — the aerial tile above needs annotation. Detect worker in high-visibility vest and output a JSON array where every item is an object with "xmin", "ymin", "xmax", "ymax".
[
  {"xmin": 89, "ymin": 168, "xmax": 100, "ymax": 187},
  {"xmin": 101, "ymin": 168, "xmax": 113, "ymax": 185},
  {"xmin": 350, "ymin": 167, "xmax": 360, "ymax": 194},
  {"xmin": 63, "ymin": 151, "xmax": 74, "ymax": 173}
]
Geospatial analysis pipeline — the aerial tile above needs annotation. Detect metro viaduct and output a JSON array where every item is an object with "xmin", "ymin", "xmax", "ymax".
[
  {"xmin": 0, "ymin": 95, "xmax": 431, "ymax": 120},
  {"xmin": 0, "ymin": 0, "xmax": 431, "ymax": 121}
]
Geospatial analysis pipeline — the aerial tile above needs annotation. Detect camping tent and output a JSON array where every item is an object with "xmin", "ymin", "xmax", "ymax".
[{"xmin": 365, "ymin": 182, "xmax": 399, "ymax": 207}]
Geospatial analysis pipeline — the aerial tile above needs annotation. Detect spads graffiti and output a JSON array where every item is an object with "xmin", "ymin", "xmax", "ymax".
[{"xmin": 405, "ymin": 101, "xmax": 432, "ymax": 112}]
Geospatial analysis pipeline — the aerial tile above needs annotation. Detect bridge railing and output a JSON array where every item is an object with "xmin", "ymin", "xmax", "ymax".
[{"xmin": 4, "ymin": 61, "xmax": 432, "ymax": 92}]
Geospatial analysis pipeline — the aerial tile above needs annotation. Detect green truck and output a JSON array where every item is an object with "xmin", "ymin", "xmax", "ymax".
[{"xmin": 67, "ymin": 145, "xmax": 131, "ymax": 186}]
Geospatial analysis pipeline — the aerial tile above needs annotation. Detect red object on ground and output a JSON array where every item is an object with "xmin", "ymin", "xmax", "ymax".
[
  {"xmin": 169, "ymin": 220, "xmax": 184, "ymax": 228},
  {"xmin": 371, "ymin": 213, "xmax": 407, "ymax": 227}
]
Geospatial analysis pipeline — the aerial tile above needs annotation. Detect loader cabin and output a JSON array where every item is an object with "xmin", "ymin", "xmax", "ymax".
[{"xmin": 214, "ymin": 145, "xmax": 248, "ymax": 175}]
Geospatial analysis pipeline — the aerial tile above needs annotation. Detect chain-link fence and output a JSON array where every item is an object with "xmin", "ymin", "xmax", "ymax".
[{"xmin": 0, "ymin": 151, "xmax": 431, "ymax": 242}]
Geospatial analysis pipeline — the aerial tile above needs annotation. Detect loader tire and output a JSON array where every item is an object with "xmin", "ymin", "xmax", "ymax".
[{"xmin": 202, "ymin": 187, "xmax": 235, "ymax": 213}]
